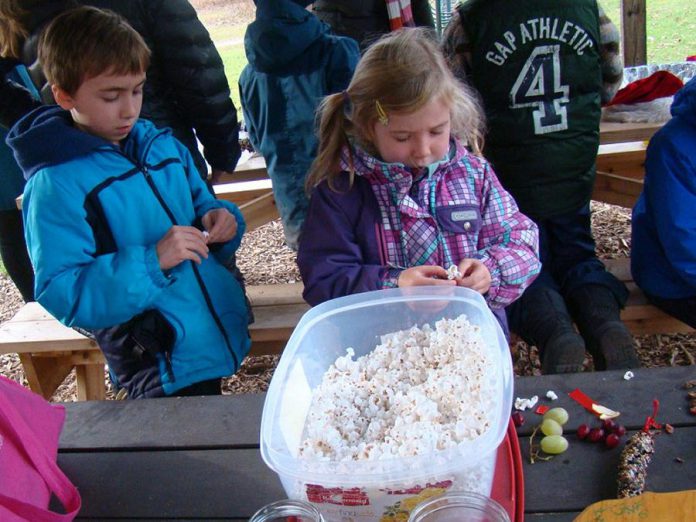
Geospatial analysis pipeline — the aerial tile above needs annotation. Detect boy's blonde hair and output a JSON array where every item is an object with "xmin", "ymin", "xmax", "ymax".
[
  {"xmin": 307, "ymin": 27, "xmax": 485, "ymax": 191},
  {"xmin": 0, "ymin": 0, "xmax": 29, "ymax": 58},
  {"xmin": 38, "ymin": 6, "xmax": 150, "ymax": 95}
]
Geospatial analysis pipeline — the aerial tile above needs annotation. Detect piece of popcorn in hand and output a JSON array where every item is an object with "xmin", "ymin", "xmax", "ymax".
[{"xmin": 446, "ymin": 264, "xmax": 462, "ymax": 280}]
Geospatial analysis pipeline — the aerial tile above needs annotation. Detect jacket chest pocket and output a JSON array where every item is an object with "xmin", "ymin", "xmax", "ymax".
[{"xmin": 436, "ymin": 204, "xmax": 481, "ymax": 234}]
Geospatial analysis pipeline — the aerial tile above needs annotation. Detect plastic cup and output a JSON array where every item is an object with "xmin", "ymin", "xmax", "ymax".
[
  {"xmin": 249, "ymin": 499, "xmax": 325, "ymax": 522},
  {"xmin": 408, "ymin": 490, "xmax": 510, "ymax": 522}
]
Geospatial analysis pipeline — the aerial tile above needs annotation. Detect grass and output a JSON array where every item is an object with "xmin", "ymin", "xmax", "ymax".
[
  {"xmin": 599, "ymin": 0, "xmax": 695, "ymax": 64},
  {"xmin": 218, "ymin": 44, "xmax": 248, "ymax": 112}
]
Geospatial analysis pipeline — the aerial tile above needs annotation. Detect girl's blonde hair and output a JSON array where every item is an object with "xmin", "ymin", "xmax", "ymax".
[
  {"xmin": 0, "ymin": 0, "xmax": 29, "ymax": 58},
  {"xmin": 307, "ymin": 27, "xmax": 485, "ymax": 191}
]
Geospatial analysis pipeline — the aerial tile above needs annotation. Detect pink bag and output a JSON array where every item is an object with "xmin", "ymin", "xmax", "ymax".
[{"xmin": 0, "ymin": 375, "xmax": 81, "ymax": 521}]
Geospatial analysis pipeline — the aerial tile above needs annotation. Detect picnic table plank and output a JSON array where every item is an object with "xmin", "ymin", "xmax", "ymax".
[
  {"xmin": 513, "ymin": 366, "xmax": 696, "ymax": 434},
  {"xmin": 598, "ymin": 121, "xmax": 662, "ymax": 145},
  {"xmin": 59, "ymin": 393, "xmax": 264, "ymax": 449},
  {"xmin": 521, "ymin": 427, "xmax": 695, "ymax": 513},
  {"xmin": 56, "ymin": 449, "xmax": 284, "ymax": 519}
]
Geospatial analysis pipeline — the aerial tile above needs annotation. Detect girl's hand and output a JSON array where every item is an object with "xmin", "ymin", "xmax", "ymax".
[
  {"xmin": 456, "ymin": 258, "xmax": 491, "ymax": 294},
  {"xmin": 157, "ymin": 226, "xmax": 209, "ymax": 270},
  {"xmin": 201, "ymin": 208, "xmax": 237, "ymax": 244},
  {"xmin": 397, "ymin": 265, "xmax": 457, "ymax": 287}
]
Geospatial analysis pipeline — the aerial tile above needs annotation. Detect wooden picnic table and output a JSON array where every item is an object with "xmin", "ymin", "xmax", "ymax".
[
  {"xmin": 598, "ymin": 121, "xmax": 662, "ymax": 145},
  {"xmin": 56, "ymin": 365, "xmax": 696, "ymax": 521}
]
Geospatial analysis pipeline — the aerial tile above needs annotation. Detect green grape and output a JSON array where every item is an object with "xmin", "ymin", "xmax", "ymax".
[
  {"xmin": 543, "ymin": 407, "xmax": 569, "ymax": 426},
  {"xmin": 540, "ymin": 435, "xmax": 569, "ymax": 454},
  {"xmin": 540, "ymin": 418, "xmax": 563, "ymax": 436}
]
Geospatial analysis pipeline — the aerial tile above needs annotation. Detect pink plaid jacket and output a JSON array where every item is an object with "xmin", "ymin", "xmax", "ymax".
[{"xmin": 342, "ymin": 139, "xmax": 541, "ymax": 309}]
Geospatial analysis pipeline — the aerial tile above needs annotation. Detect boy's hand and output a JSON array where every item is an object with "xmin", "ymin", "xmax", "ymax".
[
  {"xmin": 157, "ymin": 226, "xmax": 209, "ymax": 270},
  {"xmin": 397, "ymin": 265, "xmax": 457, "ymax": 287},
  {"xmin": 456, "ymin": 258, "xmax": 491, "ymax": 295},
  {"xmin": 201, "ymin": 208, "xmax": 237, "ymax": 244}
]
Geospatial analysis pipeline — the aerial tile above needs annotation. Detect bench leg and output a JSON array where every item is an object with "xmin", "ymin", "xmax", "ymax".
[
  {"xmin": 76, "ymin": 364, "xmax": 106, "ymax": 401},
  {"xmin": 18, "ymin": 353, "xmax": 73, "ymax": 400}
]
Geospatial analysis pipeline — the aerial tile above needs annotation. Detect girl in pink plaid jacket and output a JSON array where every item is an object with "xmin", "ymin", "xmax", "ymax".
[{"xmin": 298, "ymin": 29, "xmax": 541, "ymax": 335}]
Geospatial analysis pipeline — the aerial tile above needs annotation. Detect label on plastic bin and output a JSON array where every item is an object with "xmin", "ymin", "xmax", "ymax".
[{"xmin": 305, "ymin": 479, "xmax": 456, "ymax": 521}]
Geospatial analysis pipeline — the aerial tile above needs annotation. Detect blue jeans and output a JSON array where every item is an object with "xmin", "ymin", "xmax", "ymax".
[{"xmin": 267, "ymin": 167, "xmax": 309, "ymax": 251}]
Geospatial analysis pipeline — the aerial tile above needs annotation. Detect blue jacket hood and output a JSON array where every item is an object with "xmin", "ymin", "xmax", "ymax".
[
  {"xmin": 244, "ymin": 0, "xmax": 328, "ymax": 72},
  {"xmin": 671, "ymin": 76, "xmax": 696, "ymax": 128},
  {"xmin": 7, "ymin": 105, "xmax": 108, "ymax": 180}
]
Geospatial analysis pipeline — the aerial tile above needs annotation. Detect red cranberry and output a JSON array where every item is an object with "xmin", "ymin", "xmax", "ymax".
[
  {"xmin": 588, "ymin": 427, "xmax": 605, "ymax": 443},
  {"xmin": 613, "ymin": 424, "xmax": 627, "ymax": 437},
  {"xmin": 577, "ymin": 424, "xmax": 591, "ymax": 440},
  {"xmin": 605, "ymin": 433, "xmax": 621, "ymax": 449},
  {"xmin": 602, "ymin": 419, "xmax": 616, "ymax": 432},
  {"xmin": 511, "ymin": 411, "xmax": 525, "ymax": 427}
]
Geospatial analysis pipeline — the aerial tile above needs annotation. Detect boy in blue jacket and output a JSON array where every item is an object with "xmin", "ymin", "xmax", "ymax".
[
  {"xmin": 632, "ymin": 77, "xmax": 696, "ymax": 328},
  {"xmin": 7, "ymin": 7, "xmax": 251, "ymax": 398},
  {"xmin": 239, "ymin": 0, "xmax": 359, "ymax": 250}
]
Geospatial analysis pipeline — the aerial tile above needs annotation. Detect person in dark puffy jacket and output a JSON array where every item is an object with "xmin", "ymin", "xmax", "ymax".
[
  {"xmin": 311, "ymin": 0, "xmax": 434, "ymax": 50},
  {"xmin": 0, "ymin": 0, "xmax": 240, "ymax": 182},
  {"xmin": 239, "ymin": 0, "xmax": 359, "ymax": 250},
  {"xmin": 0, "ymin": 60, "xmax": 37, "ymax": 302},
  {"xmin": 443, "ymin": 0, "xmax": 640, "ymax": 374}
]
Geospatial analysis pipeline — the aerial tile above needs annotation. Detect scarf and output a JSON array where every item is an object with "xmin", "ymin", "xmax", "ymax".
[{"xmin": 385, "ymin": 0, "xmax": 415, "ymax": 31}]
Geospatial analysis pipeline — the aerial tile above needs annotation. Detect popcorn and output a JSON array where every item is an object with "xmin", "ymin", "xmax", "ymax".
[
  {"xmin": 514, "ymin": 395, "xmax": 539, "ymax": 411},
  {"xmin": 299, "ymin": 315, "xmax": 497, "ymax": 462},
  {"xmin": 623, "ymin": 371, "xmax": 635, "ymax": 381},
  {"xmin": 546, "ymin": 390, "xmax": 558, "ymax": 401},
  {"xmin": 446, "ymin": 264, "xmax": 462, "ymax": 280}
]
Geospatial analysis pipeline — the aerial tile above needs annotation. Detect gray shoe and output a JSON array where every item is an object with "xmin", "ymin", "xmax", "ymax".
[
  {"xmin": 540, "ymin": 330, "xmax": 587, "ymax": 374},
  {"xmin": 567, "ymin": 284, "xmax": 641, "ymax": 371}
]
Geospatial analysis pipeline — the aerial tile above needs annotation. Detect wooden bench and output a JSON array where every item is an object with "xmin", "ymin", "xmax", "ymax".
[
  {"xmin": 0, "ymin": 283, "xmax": 308, "ymax": 401},
  {"xmin": 603, "ymin": 257, "xmax": 694, "ymax": 335}
]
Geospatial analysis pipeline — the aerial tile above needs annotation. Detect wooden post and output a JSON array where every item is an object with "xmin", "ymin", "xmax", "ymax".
[{"xmin": 621, "ymin": 0, "xmax": 647, "ymax": 66}]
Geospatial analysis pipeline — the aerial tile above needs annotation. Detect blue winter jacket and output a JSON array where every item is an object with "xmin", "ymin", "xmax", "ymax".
[
  {"xmin": 632, "ymin": 78, "xmax": 696, "ymax": 299},
  {"xmin": 7, "ymin": 106, "xmax": 251, "ymax": 397},
  {"xmin": 239, "ymin": 0, "xmax": 359, "ymax": 247}
]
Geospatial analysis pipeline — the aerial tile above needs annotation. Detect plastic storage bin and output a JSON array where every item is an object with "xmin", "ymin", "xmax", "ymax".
[{"xmin": 260, "ymin": 286, "xmax": 513, "ymax": 522}]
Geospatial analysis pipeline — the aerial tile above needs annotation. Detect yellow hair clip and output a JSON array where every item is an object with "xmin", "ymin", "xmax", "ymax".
[{"xmin": 375, "ymin": 100, "xmax": 389, "ymax": 126}]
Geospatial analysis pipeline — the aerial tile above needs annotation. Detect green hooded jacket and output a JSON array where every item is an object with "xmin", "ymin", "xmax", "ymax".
[{"xmin": 457, "ymin": 0, "xmax": 602, "ymax": 219}]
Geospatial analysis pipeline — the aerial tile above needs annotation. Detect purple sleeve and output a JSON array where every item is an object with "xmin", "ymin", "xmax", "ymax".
[{"xmin": 297, "ymin": 180, "xmax": 389, "ymax": 306}]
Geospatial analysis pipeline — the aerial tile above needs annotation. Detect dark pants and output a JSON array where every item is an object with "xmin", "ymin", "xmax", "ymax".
[
  {"xmin": 170, "ymin": 378, "xmax": 222, "ymax": 397},
  {"xmin": 507, "ymin": 203, "xmax": 627, "ymax": 333},
  {"xmin": 0, "ymin": 208, "xmax": 34, "ymax": 302},
  {"xmin": 646, "ymin": 293, "xmax": 696, "ymax": 330}
]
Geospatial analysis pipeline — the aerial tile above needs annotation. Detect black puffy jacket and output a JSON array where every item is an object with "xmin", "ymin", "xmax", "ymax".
[{"xmin": 1, "ymin": 0, "xmax": 240, "ymax": 176}]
